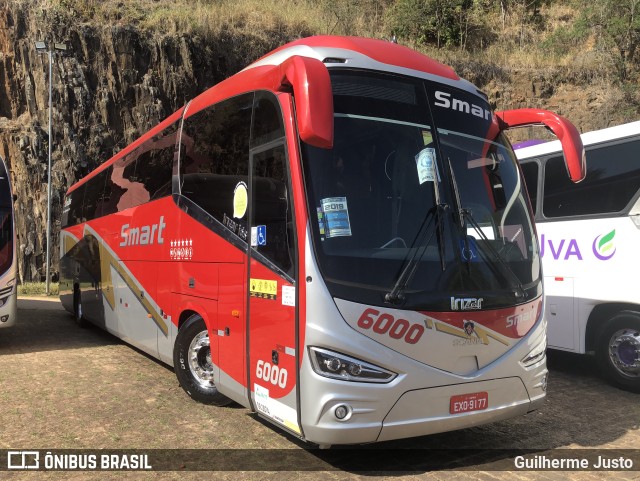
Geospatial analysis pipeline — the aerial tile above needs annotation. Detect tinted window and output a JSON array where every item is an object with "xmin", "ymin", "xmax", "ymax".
[
  {"xmin": 82, "ymin": 170, "xmax": 108, "ymax": 222},
  {"xmin": 137, "ymin": 147, "xmax": 174, "ymax": 200},
  {"xmin": 251, "ymin": 92, "xmax": 284, "ymax": 147},
  {"xmin": 252, "ymin": 145, "xmax": 294, "ymax": 279},
  {"xmin": 180, "ymin": 93, "xmax": 253, "ymax": 242},
  {"xmin": 108, "ymin": 152, "xmax": 142, "ymax": 212},
  {"xmin": 0, "ymin": 208, "xmax": 12, "ymax": 274},
  {"xmin": 102, "ymin": 125, "xmax": 178, "ymax": 215},
  {"xmin": 332, "ymin": 71, "xmax": 427, "ymax": 125},
  {"xmin": 543, "ymin": 138, "xmax": 640, "ymax": 217},
  {"xmin": 62, "ymin": 184, "xmax": 85, "ymax": 228},
  {"xmin": 101, "ymin": 165, "xmax": 127, "ymax": 217},
  {"xmin": 0, "ymin": 160, "xmax": 11, "ymax": 206},
  {"xmin": 0, "ymin": 161, "xmax": 12, "ymax": 273},
  {"xmin": 521, "ymin": 162, "xmax": 539, "ymax": 215},
  {"xmin": 302, "ymin": 70, "xmax": 541, "ymax": 311}
]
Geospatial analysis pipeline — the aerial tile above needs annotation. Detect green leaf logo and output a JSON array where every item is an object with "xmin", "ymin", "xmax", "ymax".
[{"xmin": 593, "ymin": 229, "xmax": 616, "ymax": 260}]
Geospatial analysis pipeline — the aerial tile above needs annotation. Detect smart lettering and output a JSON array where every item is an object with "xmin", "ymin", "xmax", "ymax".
[{"xmin": 120, "ymin": 216, "xmax": 166, "ymax": 247}]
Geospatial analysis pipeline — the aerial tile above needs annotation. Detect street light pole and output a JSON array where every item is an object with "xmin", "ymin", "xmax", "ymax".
[
  {"xmin": 35, "ymin": 41, "xmax": 66, "ymax": 295},
  {"xmin": 45, "ymin": 47, "xmax": 52, "ymax": 296}
]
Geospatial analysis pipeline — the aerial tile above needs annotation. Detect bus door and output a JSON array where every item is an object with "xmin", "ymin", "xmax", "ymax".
[{"xmin": 247, "ymin": 143, "xmax": 301, "ymax": 436}]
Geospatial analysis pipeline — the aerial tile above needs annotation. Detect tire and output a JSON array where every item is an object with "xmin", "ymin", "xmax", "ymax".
[
  {"xmin": 596, "ymin": 312, "xmax": 640, "ymax": 393},
  {"xmin": 173, "ymin": 314, "xmax": 232, "ymax": 406},
  {"xmin": 73, "ymin": 287, "xmax": 88, "ymax": 328}
]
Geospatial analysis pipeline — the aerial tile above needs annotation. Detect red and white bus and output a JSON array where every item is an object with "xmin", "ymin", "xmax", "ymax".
[{"xmin": 59, "ymin": 36, "xmax": 585, "ymax": 446}]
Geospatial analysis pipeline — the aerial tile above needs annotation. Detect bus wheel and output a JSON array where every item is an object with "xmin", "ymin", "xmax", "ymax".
[
  {"xmin": 73, "ymin": 287, "xmax": 88, "ymax": 327},
  {"xmin": 596, "ymin": 313, "xmax": 640, "ymax": 393},
  {"xmin": 173, "ymin": 314, "xmax": 232, "ymax": 406}
]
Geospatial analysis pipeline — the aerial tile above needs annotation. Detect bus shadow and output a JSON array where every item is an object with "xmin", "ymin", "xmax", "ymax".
[
  {"xmin": 7, "ymin": 298, "xmax": 638, "ymax": 472},
  {"xmin": 266, "ymin": 349, "xmax": 639, "ymax": 474},
  {"xmin": 0, "ymin": 297, "xmax": 120, "ymax": 355}
]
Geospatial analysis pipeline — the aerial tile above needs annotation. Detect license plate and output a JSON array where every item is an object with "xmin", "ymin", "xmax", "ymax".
[{"xmin": 449, "ymin": 391, "xmax": 489, "ymax": 414}]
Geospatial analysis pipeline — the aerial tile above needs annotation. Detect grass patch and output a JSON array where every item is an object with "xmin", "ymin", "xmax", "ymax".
[
  {"xmin": 31, "ymin": 0, "xmax": 633, "ymax": 80},
  {"xmin": 18, "ymin": 282, "xmax": 59, "ymax": 297}
]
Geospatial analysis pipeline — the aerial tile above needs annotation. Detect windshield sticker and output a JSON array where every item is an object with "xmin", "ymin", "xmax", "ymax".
[
  {"xmin": 415, "ymin": 148, "xmax": 439, "ymax": 185},
  {"xmin": 460, "ymin": 237, "xmax": 480, "ymax": 262},
  {"xmin": 233, "ymin": 181, "xmax": 248, "ymax": 219},
  {"xmin": 317, "ymin": 208, "xmax": 326, "ymax": 239},
  {"xmin": 321, "ymin": 197, "xmax": 352, "ymax": 238}
]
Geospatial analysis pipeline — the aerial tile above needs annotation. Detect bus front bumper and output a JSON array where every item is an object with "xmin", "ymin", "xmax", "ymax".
[
  {"xmin": 377, "ymin": 376, "xmax": 544, "ymax": 442},
  {"xmin": 301, "ymin": 370, "xmax": 547, "ymax": 445}
]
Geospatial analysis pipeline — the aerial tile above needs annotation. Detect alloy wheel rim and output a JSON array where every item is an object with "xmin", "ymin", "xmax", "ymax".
[
  {"xmin": 608, "ymin": 328, "xmax": 640, "ymax": 378},
  {"xmin": 188, "ymin": 330, "xmax": 215, "ymax": 388}
]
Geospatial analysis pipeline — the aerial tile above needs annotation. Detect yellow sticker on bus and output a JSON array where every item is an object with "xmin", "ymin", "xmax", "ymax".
[{"xmin": 250, "ymin": 279, "xmax": 277, "ymax": 300}]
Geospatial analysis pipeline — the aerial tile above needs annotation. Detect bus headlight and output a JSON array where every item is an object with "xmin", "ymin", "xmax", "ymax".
[
  {"xmin": 309, "ymin": 347, "xmax": 397, "ymax": 383},
  {"xmin": 520, "ymin": 337, "xmax": 547, "ymax": 368}
]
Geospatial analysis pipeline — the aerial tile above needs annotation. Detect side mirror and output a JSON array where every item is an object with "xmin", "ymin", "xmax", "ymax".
[
  {"xmin": 497, "ymin": 109, "xmax": 586, "ymax": 183},
  {"xmin": 276, "ymin": 56, "xmax": 334, "ymax": 149}
]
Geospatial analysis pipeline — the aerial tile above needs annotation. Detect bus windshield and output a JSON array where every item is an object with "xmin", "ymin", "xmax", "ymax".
[
  {"xmin": 301, "ymin": 70, "xmax": 540, "ymax": 311},
  {"xmin": 0, "ymin": 161, "xmax": 12, "ymax": 275}
]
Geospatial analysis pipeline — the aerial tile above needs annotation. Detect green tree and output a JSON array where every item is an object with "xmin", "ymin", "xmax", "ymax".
[
  {"xmin": 581, "ymin": 0, "xmax": 640, "ymax": 79},
  {"xmin": 320, "ymin": 0, "xmax": 393, "ymax": 37},
  {"xmin": 498, "ymin": 0, "xmax": 550, "ymax": 27},
  {"xmin": 385, "ymin": 0, "xmax": 477, "ymax": 49}
]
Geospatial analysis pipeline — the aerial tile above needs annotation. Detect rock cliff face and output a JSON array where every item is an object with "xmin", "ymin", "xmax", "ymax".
[
  {"xmin": 0, "ymin": 0, "xmax": 304, "ymax": 282},
  {"xmin": 0, "ymin": 1, "xmax": 634, "ymax": 283}
]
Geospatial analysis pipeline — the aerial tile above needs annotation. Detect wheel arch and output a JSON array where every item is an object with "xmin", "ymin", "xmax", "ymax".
[
  {"xmin": 172, "ymin": 298, "xmax": 231, "ymax": 406},
  {"xmin": 178, "ymin": 309, "xmax": 199, "ymax": 330},
  {"xmin": 174, "ymin": 297, "xmax": 218, "ymax": 334},
  {"xmin": 585, "ymin": 303, "xmax": 640, "ymax": 352}
]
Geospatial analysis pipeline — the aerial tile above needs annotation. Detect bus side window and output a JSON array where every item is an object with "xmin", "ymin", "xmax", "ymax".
[
  {"xmin": 0, "ymin": 162, "xmax": 12, "ymax": 275},
  {"xmin": 252, "ymin": 145, "xmax": 295, "ymax": 280},
  {"xmin": 119, "ymin": 150, "xmax": 149, "ymax": 211},
  {"xmin": 136, "ymin": 148, "xmax": 174, "ymax": 201},
  {"xmin": 106, "ymin": 125, "xmax": 178, "ymax": 213},
  {"xmin": 520, "ymin": 161, "xmax": 539, "ymax": 216},
  {"xmin": 543, "ymin": 138, "xmax": 640, "ymax": 218},
  {"xmin": 64, "ymin": 184, "xmax": 86, "ymax": 228},
  {"xmin": 101, "ymin": 166, "xmax": 127, "ymax": 217},
  {"xmin": 134, "ymin": 126, "xmax": 178, "ymax": 203},
  {"xmin": 252, "ymin": 92, "xmax": 285, "ymax": 147},
  {"xmin": 82, "ymin": 170, "xmax": 108, "ymax": 222},
  {"xmin": 180, "ymin": 93, "xmax": 252, "ymax": 232}
]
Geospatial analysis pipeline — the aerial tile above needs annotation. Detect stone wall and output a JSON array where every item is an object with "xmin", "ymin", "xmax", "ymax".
[{"xmin": 0, "ymin": 0, "xmax": 301, "ymax": 282}]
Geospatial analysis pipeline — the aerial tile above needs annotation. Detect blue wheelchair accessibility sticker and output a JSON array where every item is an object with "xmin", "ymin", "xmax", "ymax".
[
  {"xmin": 460, "ymin": 236, "xmax": 480, "ymax": 262},
  {"xmin": 257, "ymin": 225, "xmax": 267, "ymax": 246}
]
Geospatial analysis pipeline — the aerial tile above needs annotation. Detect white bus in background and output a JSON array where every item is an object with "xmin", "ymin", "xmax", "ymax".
[
  {"xmin": 0, "ymin": 155, "xmax": 16, "ymax": 329},
  {"xmin": 515, "ymin": 121, "xmax": 640, "ymax": 392}
]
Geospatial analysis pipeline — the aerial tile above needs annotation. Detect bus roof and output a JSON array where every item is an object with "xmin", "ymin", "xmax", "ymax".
[
  {"xmin": 67, "ymin": 36, "xmax": 480, "ymax": 195},
  {"xmin": 249, "ymin": 36, "xmax": 460, "ymax": 80},
  {"xmin": 515, "ymin": 120, "xmax": 640, "ymax": 160}
]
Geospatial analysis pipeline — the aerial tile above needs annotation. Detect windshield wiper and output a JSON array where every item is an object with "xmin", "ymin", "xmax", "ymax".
[
  {"xmin": 384, "ymin": 203, "xmax": 447, "ymax": 305},
  {"xmin": 444, "ymin": 154, "xmax": 525, "ymax": 300},
  {"xmin": 461, "ymin": 208, "xmax": 525, "ymax": 300}
]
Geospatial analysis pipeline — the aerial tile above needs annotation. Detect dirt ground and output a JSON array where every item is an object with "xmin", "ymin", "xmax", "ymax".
[{"xmin": 1, "ymin": 297, "xmax": 639, "ymax": 480}]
